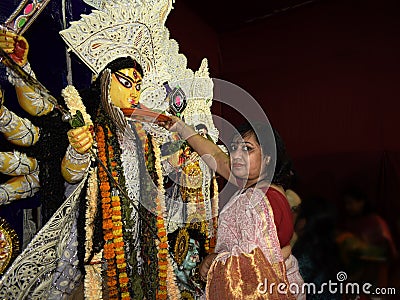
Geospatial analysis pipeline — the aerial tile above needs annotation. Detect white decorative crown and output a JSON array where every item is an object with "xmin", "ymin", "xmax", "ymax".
[
  {"xmin": 60, "ymin": 0, "xmax": 218, "ymax": 141},
  {"xmin": 59, "ymin": 0, "xmax": 172, "ymax": 78}
]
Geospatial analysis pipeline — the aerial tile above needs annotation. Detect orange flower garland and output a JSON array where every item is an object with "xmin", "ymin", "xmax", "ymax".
[
  {"xmin": 97, "ymin": 124, "xmax": 131, "ymax": 300},
  {"xmin": 106, "ymin": 130, "xmax": 130, "ymax": 300},
  {"xmin": 97, "ymin": 125, "xmax": 117, "ymax": 298},
  {"xmin": 151, "ymin": 137, "xmax": 180, "ymax": 299}
]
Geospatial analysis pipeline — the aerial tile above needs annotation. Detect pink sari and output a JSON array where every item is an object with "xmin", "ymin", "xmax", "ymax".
[{"xmin": 206, "ymin": 187, "xmax": 303, "ymax": 299}]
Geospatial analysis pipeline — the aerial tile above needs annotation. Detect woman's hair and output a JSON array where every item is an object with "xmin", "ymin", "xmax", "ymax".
[{"xmin": 233, "ymin": 122, "xmax": 294, "ymax": 189}]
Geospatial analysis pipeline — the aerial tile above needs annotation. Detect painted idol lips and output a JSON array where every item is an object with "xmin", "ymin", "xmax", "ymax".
[{"xmin": 128, "ymin": 98, "xmax": 138, "ymax": 105}]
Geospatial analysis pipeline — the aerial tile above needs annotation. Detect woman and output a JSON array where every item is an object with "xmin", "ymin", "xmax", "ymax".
[{"xmin": 160, "ymin": 119, "xmax": 305, "ymax": 299}]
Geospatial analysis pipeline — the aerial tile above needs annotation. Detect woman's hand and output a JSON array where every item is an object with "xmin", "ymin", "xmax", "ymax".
[
  {"xmin": 281, "ymin": 244, "xmax": 292, "ymax": 260},
  {"xmin": 157, "ymin": 116, "xmax": 198, "ymax": 141},
  {"xmin": 157, "ymin": 115, "xmax": 181, "ymax": 132},
  {"xmin": 67, "ymin": 125, "xmax": 94, "ymax": 154},
  {"xmin": 199, "ymin": 253, "xmax": 218, "ymax": 281},
  {"xmin": 0, "ymin": 29, "xmax": 29, "ymax": 66}
]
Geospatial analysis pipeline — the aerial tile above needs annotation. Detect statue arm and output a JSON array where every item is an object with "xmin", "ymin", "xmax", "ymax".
[
  {"xmin": 61, "ymin": 145, "xmax": 91, "ymax": 183},
  {"xmin": 0, "ymin": 30, "xmax": 54, "ymax": 116},
  {"xmin": 0, "ymin": 173, "xmax": 40, "ymax": 205},
  {"xmin": 0, "ymin": 151, "xmax": 40, "ymax": 204},
  {"xmin": 61, "ymin": 126, "xmax": 93, "ymax": 183},
  {"xmin": 0, "ymin": 104, "xmax": 40, "ymax": 146}
]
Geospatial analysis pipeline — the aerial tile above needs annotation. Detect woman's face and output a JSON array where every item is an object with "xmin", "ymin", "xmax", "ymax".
[
  {"xmin": 109, "ymin": 67, "xmax": 142, "ymax": 108},
  {"xmin": 230, "ymin": 132, "xmax": 269, "ymax": 186}
]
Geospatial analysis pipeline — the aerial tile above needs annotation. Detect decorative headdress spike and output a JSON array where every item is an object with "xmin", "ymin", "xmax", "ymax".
[{"xmin": 60, "ymin": 0, "xmax": 173, "ymax": 76}]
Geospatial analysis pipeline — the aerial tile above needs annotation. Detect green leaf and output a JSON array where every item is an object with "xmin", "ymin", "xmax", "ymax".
[{"xmin": 69, "ymin": 110, "xmax": 85, "ymax": 128}]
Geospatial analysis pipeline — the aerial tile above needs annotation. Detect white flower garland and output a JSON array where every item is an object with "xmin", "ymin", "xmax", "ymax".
[
  {"xmin": 84, "ymin": 250, "xmax": 103, "ymax": 300},
  {"xmin": 61, "ymin": 85, "xmax": 93, "ymax": 125}
]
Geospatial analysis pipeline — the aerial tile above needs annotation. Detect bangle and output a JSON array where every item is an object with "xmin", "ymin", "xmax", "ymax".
[
  {"xmin": 178, "ymin": 122, "xmax": 196, "ymax": 140},
  {"xmin": 177, "ymin": 121, "xmax": 186, "ymax": 134},
  {"xmin": 0, "ymin": 106, "xmax": 13, "ymax": 128},
  {"xmin": 64, "ymin": 144, "xmax": 90, "ymax": 165}
]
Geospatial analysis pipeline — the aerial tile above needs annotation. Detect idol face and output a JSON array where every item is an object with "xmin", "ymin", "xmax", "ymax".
[
  {"xmin": 182, "ymin": 238, "xmax": 200, "ymax": 271},
  {"xmin": 109, "ymin": 67, "xmax": 142, "ymax": 108}
]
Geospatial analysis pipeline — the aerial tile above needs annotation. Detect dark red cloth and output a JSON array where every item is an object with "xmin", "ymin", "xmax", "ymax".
[{"xmin": 263, "ymin": 186, "xmax": 294, "ymax": 248}]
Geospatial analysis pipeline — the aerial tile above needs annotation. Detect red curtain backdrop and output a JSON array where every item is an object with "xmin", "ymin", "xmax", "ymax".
[{"xmin": 216, "ymin": 0, "xmax": 400, "ymax": 240}]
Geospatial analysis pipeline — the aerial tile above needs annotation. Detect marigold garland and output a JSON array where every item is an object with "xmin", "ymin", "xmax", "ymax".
[
  {"xmin": 166, "ymin": 254, "xmax": 181, "ymax": 299},
  {"xmin": 135, "ymin": 122, "xmax": 148, "ymax": 150},
  {"xmin": 95, "ymin": 119, "xmax": 216, "ymax": 300},
  {"xmin": 96, "ymin": 125, "xmax": 118, "ymax": 299},
  {"xmin": 97, "ymin": 124, "xmax": 132, "ymax": 300},
  {"xmin": 152, "ymin": 137, "xmax": 181, "ymax": 299}
]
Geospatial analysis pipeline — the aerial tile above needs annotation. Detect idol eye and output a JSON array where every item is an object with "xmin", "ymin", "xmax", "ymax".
[
  {"xmin": 135, "ymin": 83, "xmax": 141, "ymax": 91},
  {"xmin": 115, "ymin": 72, "xmax": 133, "ymax": 88},
  {"xmin": 229, "ymin": 144, "xmax": 237, "ymax": 152}
]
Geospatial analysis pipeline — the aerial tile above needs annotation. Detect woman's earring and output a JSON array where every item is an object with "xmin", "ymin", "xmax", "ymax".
[{"xmin": 265, "ymin": 156, "xmax": 271, "ymax": 165}]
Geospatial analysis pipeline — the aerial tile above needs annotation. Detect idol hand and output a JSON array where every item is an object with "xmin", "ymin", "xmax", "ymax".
[
  {"xmin": 0, "ymin": 28, "xmax": 29, "ymax": 66},
  {"xmin": 67, "ymin": 125, "xmax": 94, "ymax": 154}
]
